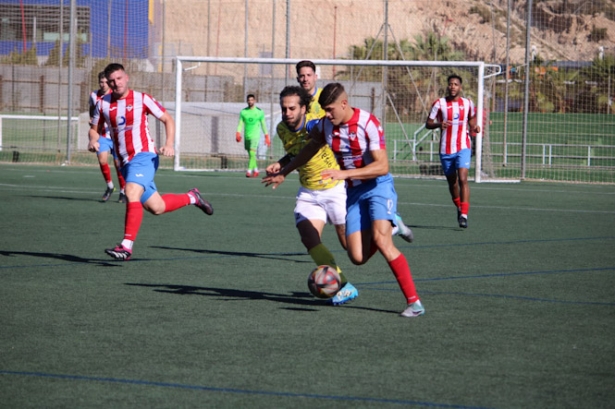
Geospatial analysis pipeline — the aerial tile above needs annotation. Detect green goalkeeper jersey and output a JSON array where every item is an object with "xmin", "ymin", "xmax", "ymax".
[{"xmin": 237, "ymin": 107, "xmax": 268, "ymax": 140}]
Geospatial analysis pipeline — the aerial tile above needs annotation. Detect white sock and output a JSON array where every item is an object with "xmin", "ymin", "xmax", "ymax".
[
  {"xmin": 107, "ymin": 182, "xmax": 114, "ymax": 189},
  {"xmin": 121, "ymin": 239, "xmax": 134, "ymax": 250}
]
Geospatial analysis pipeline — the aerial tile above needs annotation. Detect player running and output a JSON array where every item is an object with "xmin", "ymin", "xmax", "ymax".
[
  {"xmin": 263, "ymin": 83, "xmax": 424, "ymax": 318},
  {"xmin": 426, "ymin": 74, "xmax": 480, "ymax": 228},
  {"xmin": 266, "ymin": 85, "xmax": 358, "ymax": 305},
  {"xmin": 89, "ymin": 63, "xmax": 214, "ymax": 261},
  {"xmin": 236, "ymin": 94, "xmax": 270, "ymax": 178},
  {"xmin": 296, "ymin": 60, "xmax": 413, "ymax": 243},
  {"xmin": 89, "ymin": 71, "xmax": 126, "ymax": 202}
]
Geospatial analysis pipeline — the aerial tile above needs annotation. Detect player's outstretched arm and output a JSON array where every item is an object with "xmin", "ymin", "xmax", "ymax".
[
  {"xmin": 158, "ymin": 112, "xmax": 176, "ymax": 156},
  {"xmin": 88, "ymin": 124, "xmax": 101, "ymax": 152}
]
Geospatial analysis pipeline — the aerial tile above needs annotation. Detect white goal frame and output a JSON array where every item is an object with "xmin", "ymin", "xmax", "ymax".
[{"xmin": 174, "ymin": 57, "xmax": 501, "ymax": 182}]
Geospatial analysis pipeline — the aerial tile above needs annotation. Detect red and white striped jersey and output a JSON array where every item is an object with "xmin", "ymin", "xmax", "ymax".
[
  {"xmin": 315, "ymin": 107, "xmax": 386, "ymax": 187},
  {"xmin": 428, "ymin": 97, "xmax": 476, "ymax": 155},
  {"xmin": 92, "ymin": 90, "xmax": 166, "ymax": 165},
  {"xmin": 89, "ymin": 90, "xmax": 110, "ymax": 139}
]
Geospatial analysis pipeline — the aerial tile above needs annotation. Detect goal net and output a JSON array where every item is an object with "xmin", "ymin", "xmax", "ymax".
[{"xmin": 173, "ymin": 57, "xmax": 504, "ymax": 182}]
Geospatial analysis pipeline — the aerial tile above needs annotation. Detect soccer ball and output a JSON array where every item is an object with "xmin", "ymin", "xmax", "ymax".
[{"xmin": 307, "ymin": 265, "xmax": 341, "ymax": 299}]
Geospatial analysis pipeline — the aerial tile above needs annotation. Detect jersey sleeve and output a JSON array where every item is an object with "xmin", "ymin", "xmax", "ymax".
[
  {"xmin": 428, "ymin": 100, "xmax": 441, "ymax": 121},
  {"xmin": 236, "ymin": 111, "xmax": 245, "ymax": 133},
  {"xmin": 366, "ymin": 115, "xmax": 385, "ymax": 151},
  {"xmin": 143, "ymin": 94, "xmax": 167, "ymax": 119},
  {"xmin": 90, "ymin": 99, "xmax": 102, "ymax": 127},
  {"xmin": 88, "ymin": 92, "xmax": 97, "ymax": 119}
]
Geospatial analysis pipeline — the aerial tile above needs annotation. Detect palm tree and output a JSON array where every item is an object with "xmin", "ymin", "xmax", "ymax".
[{"xmin": 337, "ymin": 31, "xmax": 466, "ymax": 121}]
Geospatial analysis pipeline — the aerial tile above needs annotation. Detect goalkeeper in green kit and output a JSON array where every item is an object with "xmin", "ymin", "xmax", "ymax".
[{"xmin": 236, "ymin": 94, "xmax": 270, "ymax": 177}]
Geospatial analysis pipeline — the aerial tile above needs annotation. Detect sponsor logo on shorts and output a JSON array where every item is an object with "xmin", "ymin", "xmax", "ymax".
[{"xmin": 135, "ymin": 173, "xmax": 144, "ymax": 177}]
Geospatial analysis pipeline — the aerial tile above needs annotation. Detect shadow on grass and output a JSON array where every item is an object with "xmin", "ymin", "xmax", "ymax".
[
  {"xmin": 126, "ymin": 282, "xmax": 319, "ymax": 308},
  {"xmin": 125, "ymin": 282, "xmax": 401, "ymax": 315},
  {"xmin": 150, "ymin": 245, "xmax": 311, "ymax": 263},
  {"xmin": 0, "ymin": 250, "xmax": 120, "ymax": 267},
  {"xmin": 26, "ymin": 195, "xmax": 108, "ymax": 203}
]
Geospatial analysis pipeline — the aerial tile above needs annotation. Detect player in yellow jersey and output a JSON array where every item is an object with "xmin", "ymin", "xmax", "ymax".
[
  {"xmin": 296, "ymin": 60, "xmax": 323, "ymax": 123},
  {"xmin": 265, "ymin": 85, "xmax": 358, "ymax": 305}
]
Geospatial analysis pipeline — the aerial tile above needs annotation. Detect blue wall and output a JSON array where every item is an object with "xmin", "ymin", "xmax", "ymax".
[{"xmin": 0, "ymin": 0, "xmax": 149, "ymax": 58}]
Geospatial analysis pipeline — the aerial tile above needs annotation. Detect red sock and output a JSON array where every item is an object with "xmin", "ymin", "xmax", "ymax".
[
  {"xmin": 388, "ymin": 253, "xmax": 419, "ymax": 303},
  {"xmin": 161, "ymin": 193, "xmax": 191, "ymax": 213},
  {"xmin": 100, "ymin": 163, "xmax": 112, "ymax": 184},
  {"xmin": 460, "ymin": 202, "xmax": 470, "ymax": 215},
  {"xmin": 116, "ymin": 168, "xmax": 126, "ymax": 190},
  {"xmin": 124, "ymin": 202, "xmax": 143, "ymax": 241},
  {"xmin": 453, "ymin": 196, "xmax": 461, "ymax": 209}
]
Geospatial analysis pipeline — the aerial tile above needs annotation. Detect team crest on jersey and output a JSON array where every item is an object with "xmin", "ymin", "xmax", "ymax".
[
  {"xmin": 348, "ymin": 132, "xmax": 357, "ymax": 140},
  {"xmin": 126, "ymin": 105, "xmax": 133, "ymax": 112}
]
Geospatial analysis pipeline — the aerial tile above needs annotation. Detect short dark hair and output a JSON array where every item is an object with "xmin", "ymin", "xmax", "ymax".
[
  {"xmin": 279, "ymin": 86, "xmax": 312, "ymax": 113},
  {"xmin": 447, "ymin": 74, "xmax": 463, "ymax": 84},
  {"xmin": 296, "ymin": 60, "xmax": 316, "ymax": 74},
  {"xmin": 97, "ymin": 71, "xmax": 106, "ymax": 81},
  {"xmin": 103, "ymin": 63, "xmax": 125, "ymax": 79},
  {"xmin": 247, "ymin": 94, "xmax": 256, "ymax": 100},
  {"xmin": 318, "ymin": 82, "xmax": 346, "ymax": 107}
]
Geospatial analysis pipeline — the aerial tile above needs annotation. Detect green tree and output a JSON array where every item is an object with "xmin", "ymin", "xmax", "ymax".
[
  {"xmin": 337, "ymin": 31, "xmax": 467, "ymax": 121},
  {"xmin": 1, "ymin": 46, "xmax": 38, "ymax": 65},
  {"xmin": 45, "ymin": 38, "xmax": 87, "ymax": 68},
  {"xmin": 44, "ymin": 40, "xmax": 63, "ymax": 66}
]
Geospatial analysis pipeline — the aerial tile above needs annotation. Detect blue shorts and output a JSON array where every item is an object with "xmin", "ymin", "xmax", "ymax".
[
  {"xmin": 440, "ymin": 148, "xmax": 472, "ymax": 176},
  {"xmin": 121, "ymin": 152, "xmax": 159, "ymax": 203},
  {"xmin": 97, "ymin": 137, "xmax": 118, "ymax": 160},
  {"xmin": 345, "ymin": 174, "xmax": 398, "ymax": 236}
]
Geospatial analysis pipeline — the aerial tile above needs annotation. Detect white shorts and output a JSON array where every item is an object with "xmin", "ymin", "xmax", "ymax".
[{"xmin": 294, "ymin": 183, "xmax": 347, "ymax": 226}]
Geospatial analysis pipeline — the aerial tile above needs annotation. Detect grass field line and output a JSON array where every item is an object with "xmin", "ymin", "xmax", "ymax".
[
  {"xmin": 0, "ymin": 370, "xmax": 494, "ymax": 409},
  {"xmin": 2, "ymin": 237, "xmax": 613, "ymax": 271},
  {"xmin": 364, "ymin": 287, "xmax": 615, "ymax": 307},
  {"xmin": 0, "ymin": 183, "xmax": 297, "ymax": 201},
  {"xmin": 418, "ymin": 289, "xmax": 615, "ymax": 306},
  {"xmin": 1, "ymin": 182, "xmax": 613, "ymax": 215},
  {"xmin": 2, "ymin": 164, "xmax": 614, "ymax": 196},
  {"xmin": 398, "ymin": 200, "xmax": 615, "ymax": 214},
  {"xmin": 465, "ymin": 185, "xmax": 615, "ymax": 196}
]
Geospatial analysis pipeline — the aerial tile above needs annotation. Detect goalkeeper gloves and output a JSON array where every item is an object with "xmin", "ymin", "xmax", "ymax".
[
  {"xmin": 235, "ymin": 132, "xmax": 241, "ymax": 142},
  {"xmin": 265, "ymin": 134, "xmax": 271, "ymax": 147}
]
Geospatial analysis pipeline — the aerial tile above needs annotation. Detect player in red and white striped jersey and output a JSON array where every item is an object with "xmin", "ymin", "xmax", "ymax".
[
  {"xmin": 89, "ymin": 72, "xmax": 126, "ymax": 202},
  {"xmin": 263, "ymin": 83, "xmax": 424, "ymax": 318},
  {"xmin": 426, "ymin": 74, "xmax": 481, "ymax": 228},
  {"xmin": 88, "ymin": 63, "xmax": 214, "ymax": 261}
]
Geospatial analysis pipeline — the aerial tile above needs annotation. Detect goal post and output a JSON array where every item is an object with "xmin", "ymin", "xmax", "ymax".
[
  {"xmin": 0, "ymin": 114, "xmax": 80, "ymax": 165},
  {"xmin": 173, "ymin": 57, "xmax": 502, "ymax": 181}
]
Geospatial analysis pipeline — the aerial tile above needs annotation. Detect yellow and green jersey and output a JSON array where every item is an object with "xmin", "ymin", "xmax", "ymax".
[
  {"xmin": 276, "ymin": 116, "xmax": 342, "ymax": 191},
  {"xmin": 306, "ymin": 88, "xmax": 324, "ymax": 123},
  {"xmin": 237, "ymin": 106, "xmax": 268, "ymax": 139}
]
